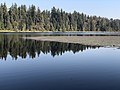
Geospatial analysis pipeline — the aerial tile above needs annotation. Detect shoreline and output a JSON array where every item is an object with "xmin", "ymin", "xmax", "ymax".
[
  {"xmin": 0, "ymin": 30, "xmax": 120, "ymax": 33},
  {"xmin": 23, "ymin": 36, "xmax": 120, "ymax": 47}
]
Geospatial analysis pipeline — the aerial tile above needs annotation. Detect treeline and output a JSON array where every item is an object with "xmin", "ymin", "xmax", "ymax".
[
  {"xmin": 0, "ymin": 35, "xmax": 98, "ymax": 60},
  {"xmin": 0, "ymin": 3, "xmax": 120, "ymax": 32}
]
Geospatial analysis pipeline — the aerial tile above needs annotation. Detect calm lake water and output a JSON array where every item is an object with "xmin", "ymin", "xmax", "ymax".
[{"xmin": 0, "ymin": 33, "xmax": 120, "ymax": 90}]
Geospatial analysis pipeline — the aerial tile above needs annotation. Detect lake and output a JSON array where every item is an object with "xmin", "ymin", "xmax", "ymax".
[{"xmin": 0, "ymin": 32, "xmax": 120, "ymax": 90}]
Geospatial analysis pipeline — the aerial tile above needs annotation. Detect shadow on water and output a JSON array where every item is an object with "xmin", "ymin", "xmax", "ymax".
[{"xmin": 0, "ymin": 34, "xmax": 100, "ymax": 60}]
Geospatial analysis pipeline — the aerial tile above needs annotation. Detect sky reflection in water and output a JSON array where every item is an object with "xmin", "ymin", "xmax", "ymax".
[{"xmin": 0, "ymin": 34, "xmax": 120, "ymax": 90}]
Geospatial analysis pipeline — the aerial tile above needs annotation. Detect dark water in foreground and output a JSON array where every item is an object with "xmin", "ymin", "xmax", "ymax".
[{"xmin": 0, "ymin": 33, "xmax": 120, "ymax": 90}]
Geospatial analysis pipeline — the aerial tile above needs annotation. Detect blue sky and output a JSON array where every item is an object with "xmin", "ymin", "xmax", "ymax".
[{"xmin": 0, "ymin": 0, "xmax": 120, "ymax": 19}]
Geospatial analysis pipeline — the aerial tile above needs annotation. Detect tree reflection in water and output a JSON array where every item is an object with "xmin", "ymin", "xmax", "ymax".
[{"xmin": 0, "ymin": 35, "xmax": 100, "ymax": 60}]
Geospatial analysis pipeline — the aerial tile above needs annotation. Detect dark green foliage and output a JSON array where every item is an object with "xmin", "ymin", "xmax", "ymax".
[{"xmin": 0, "ymin": 3, "xmax": 120, "ymax": 32}]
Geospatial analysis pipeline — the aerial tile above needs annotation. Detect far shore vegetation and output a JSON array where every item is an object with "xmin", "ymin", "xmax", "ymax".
[
  {"xmin": 24, "ymin": 36, "xmax": 120, "ymax": 47},
  {"xmin": 0, "ymin": 3, "xmax": 120, "ymax": 32}
]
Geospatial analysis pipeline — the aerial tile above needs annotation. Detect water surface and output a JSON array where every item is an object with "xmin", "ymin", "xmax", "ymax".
[{"xmin": 0, "ymin": 33, "xmax": 120, "ymax": 90}]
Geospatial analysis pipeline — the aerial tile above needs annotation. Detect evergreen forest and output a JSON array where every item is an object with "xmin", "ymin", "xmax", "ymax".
[{"xmin": 0, "ymin": 3, "xmax": 120, "ymax": 32}]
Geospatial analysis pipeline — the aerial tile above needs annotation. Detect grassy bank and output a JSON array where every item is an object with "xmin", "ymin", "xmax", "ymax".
[
  {"xmin": 0, "ymin": 30, "xmax": 52, "ymax": 32},
  {"xmin": 23, "ymin": 36, "xmax": 120, "ymax": 47}
]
